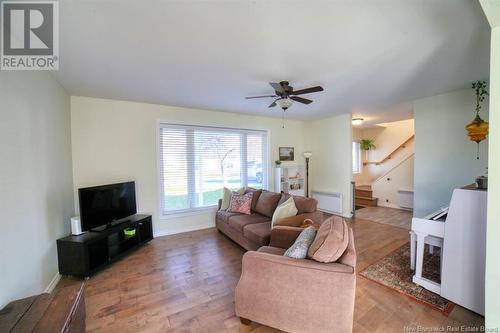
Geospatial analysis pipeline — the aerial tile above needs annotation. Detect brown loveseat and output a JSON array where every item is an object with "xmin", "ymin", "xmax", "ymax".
[
  {"xmin": 235, "ymin": 220, "xmax": 357, "ymax": 333},
  {"xmin": 216, "ymin": 188, "xmax": 323, "ymax": 251}
]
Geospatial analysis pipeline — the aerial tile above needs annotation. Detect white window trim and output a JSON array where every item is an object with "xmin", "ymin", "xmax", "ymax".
[
  {"xmin": 156, "ymin": 121, "xmax": 270, "ymax": 219},
  {"xmin": 352, "ymin": 141, "xmax": 362, "ymax": 174}
]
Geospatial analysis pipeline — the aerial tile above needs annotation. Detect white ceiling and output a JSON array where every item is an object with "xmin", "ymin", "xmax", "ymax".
[
  {"xmin": 352, "ymin": 103, "xmax": 414, "ymax": 128},
  {"xmin": 54, "ymin": 0, "xmax": 490, "ymax": 120}
]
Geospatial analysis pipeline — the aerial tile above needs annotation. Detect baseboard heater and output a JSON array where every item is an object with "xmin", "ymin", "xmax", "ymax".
[{"xmin": 311, "ymin": 191, "xmax": 343, "ymax": 215}]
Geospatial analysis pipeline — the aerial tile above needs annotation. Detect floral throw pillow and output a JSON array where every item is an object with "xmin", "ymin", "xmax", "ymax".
[{"xmin": 228, "ymin": 192, "xmax": 253, "ymax": 215}]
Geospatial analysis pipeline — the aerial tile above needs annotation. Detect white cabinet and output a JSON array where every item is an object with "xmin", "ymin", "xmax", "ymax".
[{"xmin": 274, "ymin": 166, "xmax": 305, "ymax": 196}]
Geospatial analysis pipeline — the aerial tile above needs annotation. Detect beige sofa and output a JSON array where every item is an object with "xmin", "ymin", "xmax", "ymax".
[
  {"xmin": 216, "ymin": 188, "xmax": 323, "ymax": 251},
  {"xmin": 235, "ymin": 221, "xmax": 357, "ymax": 333}
]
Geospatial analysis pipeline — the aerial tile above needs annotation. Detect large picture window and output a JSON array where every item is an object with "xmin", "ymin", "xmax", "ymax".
[{"xmin": 159, "ymin": 124, "xmax": 268, "ymax": 215}]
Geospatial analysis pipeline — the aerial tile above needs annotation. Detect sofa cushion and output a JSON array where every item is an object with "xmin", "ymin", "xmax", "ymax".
[
  {"xmin": 244, "ymin": 222, "xmax": 272, "ymax": 245},
  {"xmin": 338, "ymin": 227, "xmax": 356, "ymax": 267},
  {"xmin": 245, "ymin": 187, "xmax": 262, "ymax": 211},
  {"xmin": 221, "ymin": 187, "xmax": 245, "ymax": 210},
  {"xmin": 257, "ymin": 245, "xmax": 286, "ymax": 256},
  {"xmin": 255, "ymin": 191, "xmax": 282, "ymax": 218},
  {"xmin": 279, "ymin": 193, "xmax": 317, "ymax": 214},
  {"xmin": 307, "ymin": 216, "xmax": 349, "ymax": 263},
  {"xmin": 216, "ymin": 210, "xmax": 241, "ymax": 224},
  {"xmin": 228, "ymin": 214, "xmax": 270, "ymax": 233},
  {"xmin": 284, "ymin": 226, "xmax": 317, "ymax": 259},
  {"xmin": 228, "ymin": 192, "xmax": 253, "ymax": 215},
  {"xmin": 271, "ymin": 196, "xmax": 298, "ymax": 228},
  {"xmin": 292, "ymin": 196, "xmax": 317, "ymax": 214}
]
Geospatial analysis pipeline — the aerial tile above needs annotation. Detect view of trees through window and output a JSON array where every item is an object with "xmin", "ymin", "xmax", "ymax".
[{"xmin": 159, "ymin": 125, "xmax": 267, "ymax": 214}]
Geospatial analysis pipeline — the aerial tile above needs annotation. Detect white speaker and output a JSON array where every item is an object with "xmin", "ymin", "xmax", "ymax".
[{"xmin": 71, "ymin": 216, "xmax": 84, "ymax": 235}]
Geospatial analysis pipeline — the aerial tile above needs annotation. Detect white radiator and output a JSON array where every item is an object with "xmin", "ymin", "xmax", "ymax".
[
  {"xmin": 312, "ymin": 191, "xmax": 343, "ymax": 214},
  {"xmin": 398, "ymin": 190, "xmax": 414, "ymax": 209}
]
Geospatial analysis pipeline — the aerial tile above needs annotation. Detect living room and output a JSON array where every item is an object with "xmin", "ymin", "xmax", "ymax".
[{"xmin": 1, "ymin": 1, "xmax": 499, "ymax": 332}]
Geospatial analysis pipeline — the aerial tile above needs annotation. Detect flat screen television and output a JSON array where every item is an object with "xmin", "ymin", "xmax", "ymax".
[{"xmin": 79, "ymin": 181, "xmax": 137, "ymax": 231}]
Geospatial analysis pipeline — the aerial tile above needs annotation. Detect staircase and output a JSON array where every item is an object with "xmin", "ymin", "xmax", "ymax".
[{"xmin": 355, "ymin": 185, "xmax": 378, "ymax": 208}]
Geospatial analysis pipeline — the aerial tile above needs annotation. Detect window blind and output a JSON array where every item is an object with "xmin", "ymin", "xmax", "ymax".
[{"xmin": 159, "ymin": 124, "xmax": 268, "ymax": 214}]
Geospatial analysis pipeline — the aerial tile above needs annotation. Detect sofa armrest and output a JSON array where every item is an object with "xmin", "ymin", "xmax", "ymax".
[
  {"xmin": 242, "ymin": 251, "xmax": 354, "ymax": 274},
  {"xmin": 236, "ymin": 251, "xmax": 356, "ymax": 333},
  {"xmin": 269, "ymin": 226, "xmax": 303, "ymax": 249},
  {"xmin": 275, "ymin": 211, "xmax": 324, "ymax": 227}
]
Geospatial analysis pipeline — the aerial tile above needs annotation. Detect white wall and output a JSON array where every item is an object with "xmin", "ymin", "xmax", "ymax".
[
  {"xmin": 0, "ymin": 72, "xmax": 74, "ymax": 308},
  {"xmin": 353, "ymin": 119, "xmax": 414, "ymax": 186},
  {"xmin": 413, "ymin": 89, "xmax": 489, "ymax": 218},
  {"xmin": 372, "ymin": 155, "xmax": 414, "ymax": 209},
  {"xmin": 70, "ymin": 96, "xmax": 307, "ymax": 236},
  {"xmin": 481, "ymin": 1, "xmax": 500, "ymax": 324},
  {"xmin": 305, "ymin": 113, "xmax": 353, "ymax": 217}
]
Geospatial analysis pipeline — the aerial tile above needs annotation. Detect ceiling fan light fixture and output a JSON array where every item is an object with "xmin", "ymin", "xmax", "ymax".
[
  {"xmin": 276, "ymin": 98, "xmax": 293, "ymax": 110},
  {"xmin": 352, "ymin": 118, "xmax": 364, "ymax": 126}
]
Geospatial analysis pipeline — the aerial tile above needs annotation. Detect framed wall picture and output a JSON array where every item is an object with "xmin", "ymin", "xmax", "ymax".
[{"xmin": 279, "ymin": 147, "xmax": 295, "ymax": 161}]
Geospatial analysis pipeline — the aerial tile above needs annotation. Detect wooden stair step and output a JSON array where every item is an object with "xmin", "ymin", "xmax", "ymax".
[
  {"xmin": 355, "ymin": 196, "xmax": 378, "ymax": 207},
  {"xmin": 355, "ymin": 189, "xmax": 373, "ymax": 198}
]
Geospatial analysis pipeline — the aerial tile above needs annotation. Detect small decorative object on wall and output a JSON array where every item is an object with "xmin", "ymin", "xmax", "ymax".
[
  {"xmin": 275, "ymin": 160, "xmax": 282, "ymax": 167},
  {"xmin": 466, "ymin": 80, "xmax": 489, "ymax": 160},
  {"xmin": 359, "ymin": 139, "xmax": 376, "ymax": 151},
  {"xmin": 279, "ymin": 147, "xmax": 295, "ymax": 161}
]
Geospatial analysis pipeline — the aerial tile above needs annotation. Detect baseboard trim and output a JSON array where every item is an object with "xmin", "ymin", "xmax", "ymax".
[
  {"xmin": 154, "ymin": 224, "xmax": 214, "ymax": 238},
  {"xmin": 321, "ymin": 210, "xmax": 353, "ymax": 219},
  {"xmin": 45, "ymin": 273, "xmax": 61, "ymax": 293}
]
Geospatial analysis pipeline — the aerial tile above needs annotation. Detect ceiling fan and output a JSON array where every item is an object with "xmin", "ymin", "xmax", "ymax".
[{"xmin": 245, "ymin": 81, "xmax": 324, "ymax": 110}]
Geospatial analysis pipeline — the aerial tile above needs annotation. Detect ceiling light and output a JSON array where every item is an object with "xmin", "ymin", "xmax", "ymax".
[
  {"xmin": 276, "ymin": 98, "xmax": 293, "ymax": 110},
  {"xmin": 352, "ymin": 118, "xmax": 364, "ymax": 126}
]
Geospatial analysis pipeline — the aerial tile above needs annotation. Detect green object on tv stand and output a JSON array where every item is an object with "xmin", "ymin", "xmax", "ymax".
[{"xmin": 123, "ymin": 228, "xmax": 136, "ymax": 236}]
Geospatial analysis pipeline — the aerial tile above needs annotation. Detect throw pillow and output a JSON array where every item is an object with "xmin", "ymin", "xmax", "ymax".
[
  {"xmin": 221, "ymin": 187, "xmax": 245, "ymax": 210},
  {"xmin": 228, "ymin": 192, "xmax": 253, "ymax": 215},
  {"xmin": 307, "ymin": 217, "xmax": 349, "ymax": 263},
  {"xmin": 254, "ymin": 191, "xmax": 282, "ymax": 217},
  {"xmin": 245, "ymin": 188, "xmax": 262, "ymax": 211},
  {"xmin": 284, "ymin": 226, "xmax": 317, "ymax": 259},
  {"xmin": 271, "ymin": 196, "xmax": 298, "ymax": 228}
]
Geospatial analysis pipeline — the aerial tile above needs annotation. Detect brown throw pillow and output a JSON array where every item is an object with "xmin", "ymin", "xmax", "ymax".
[
  {"xmin": 245, "ymin": 188, "xmax": 262, "ymax": 211},
  {"xmin": 228, "ymin": 192, "xmax": 253, "ymax": 215},
  {"xmin": 254, "ymin": 191, "xmax": 282, "ymax": 218},
  {"xmin": 307, "ymin": 216, "xmax": 349, "ymax": 263},
  {"xmin": 278, "ymin": 193, "xmax": 317, "ymax": 214}
]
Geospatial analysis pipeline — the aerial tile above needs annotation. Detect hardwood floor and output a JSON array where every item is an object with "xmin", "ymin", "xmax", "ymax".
[
  {"xmin": 57, "ymin": 217, "xmax": 484, "ymax": 333},
  {"xmin": 354, "ymin": 206, "xmax": 413, "ymax": 230}
]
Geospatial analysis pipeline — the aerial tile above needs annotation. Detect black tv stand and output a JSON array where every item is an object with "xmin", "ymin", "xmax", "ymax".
[
  {"xmin": 90, "ymin": 224, "xmax": 108, "ymax": 232},
  {"xmin": 57, "ymin": 214, "xmax": 153, "ymax": 277},
  {"xmin": 90, "ymin": 217, "xmax": 132, "ymax": 232}
]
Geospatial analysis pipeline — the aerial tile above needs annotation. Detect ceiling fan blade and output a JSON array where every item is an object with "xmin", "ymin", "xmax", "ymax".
[
  {"xmin": 269, "ymin": 82, "xmax": 284, "ymax": 94},
  {"xmin": 245, "ymin": 95, "xmax": 277, "ymax": 99},
  {"xmin": 290, "ymin": 96, "xmax": 313, "ymax": 104},
  {"xmin": 291, "ymin": 86, "xmax": 324, "ymax": 95},
  {"xmin": 269, "ymin": 100, "xmax": 277, "ymax": 108}
]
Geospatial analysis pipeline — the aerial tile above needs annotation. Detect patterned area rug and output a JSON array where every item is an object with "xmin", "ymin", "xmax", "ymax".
[{"xmin": 359, "ymin": 243, "xmax": 454, "ymax": 315}]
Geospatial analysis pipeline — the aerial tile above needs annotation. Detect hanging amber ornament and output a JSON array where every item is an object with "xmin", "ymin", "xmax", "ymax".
[{"xmin": 466, "ymin": 81, "xmax": 489, "ymax": 159}]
